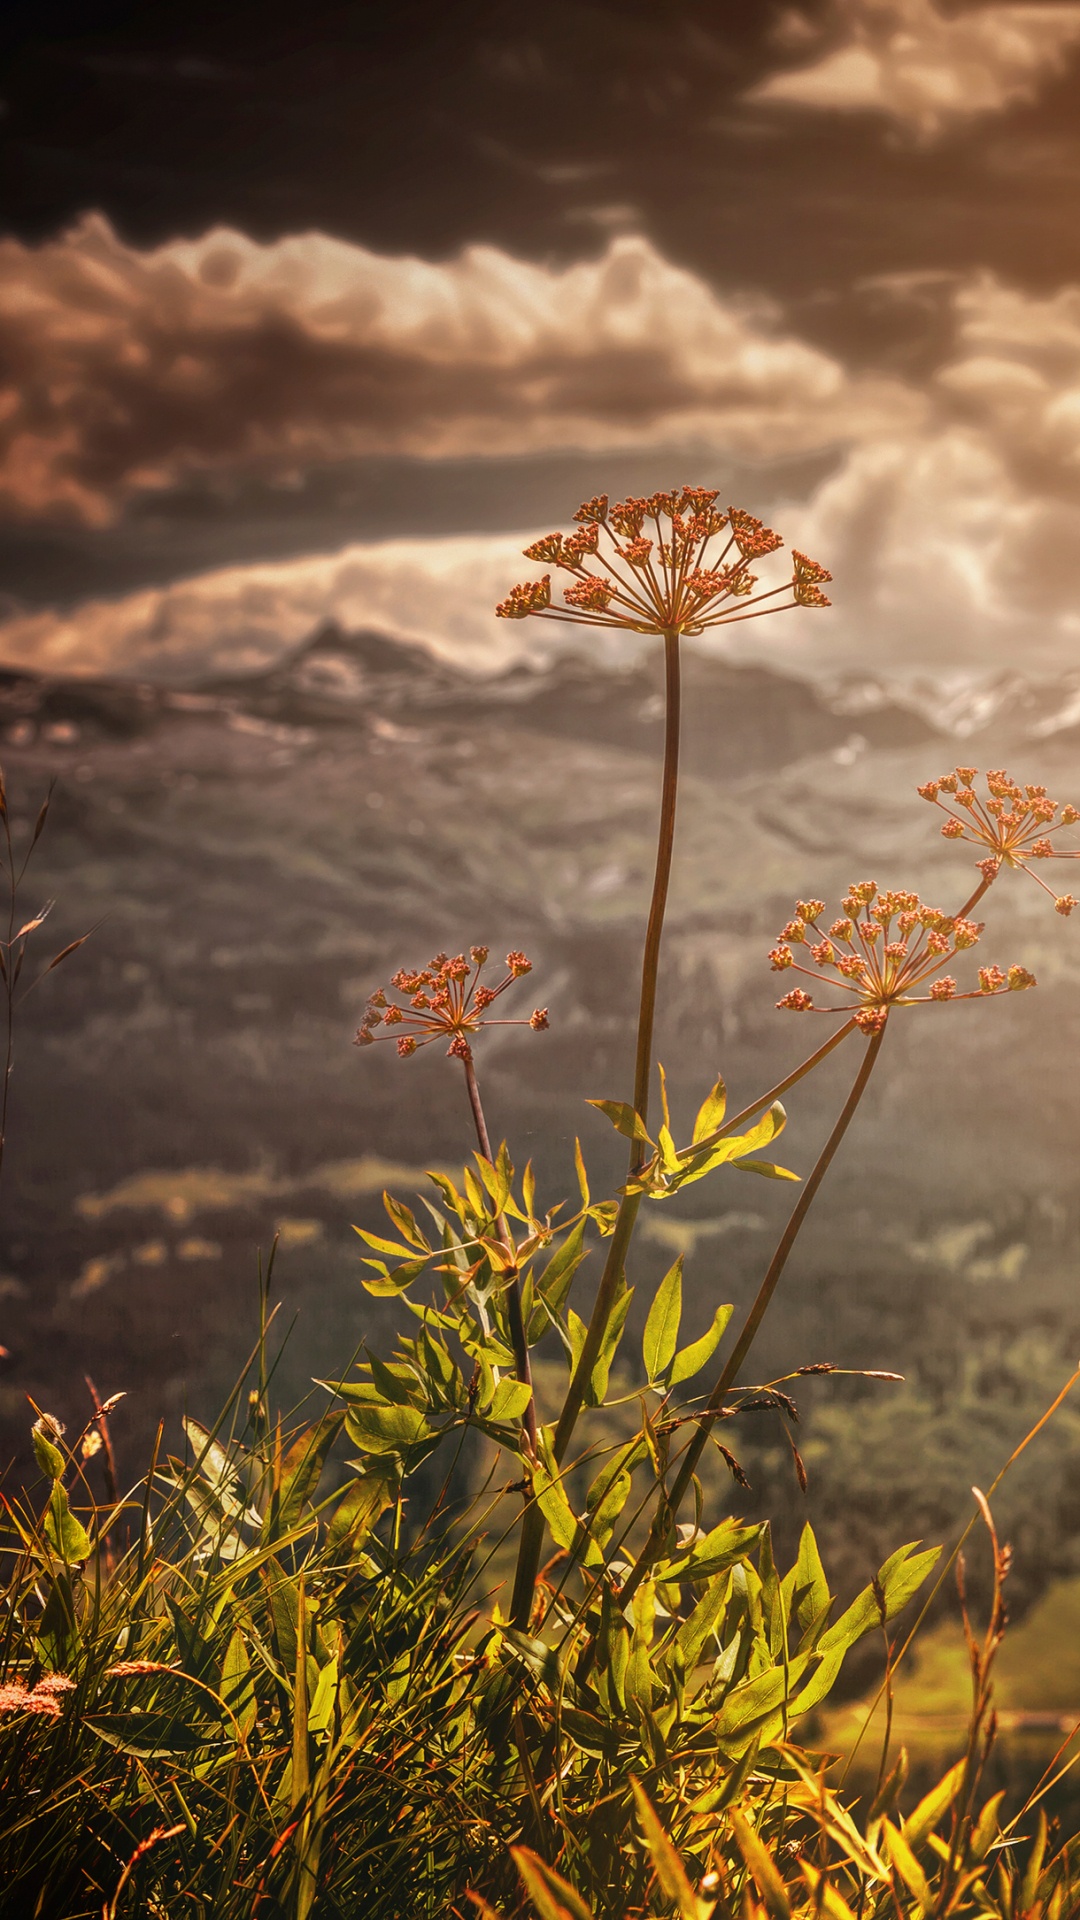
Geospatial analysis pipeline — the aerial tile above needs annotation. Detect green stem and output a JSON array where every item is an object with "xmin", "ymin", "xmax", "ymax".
[
  {"xmin": 461, "ymin": 1050, "xmax": 538, "ymax": 1466},
  {"xmin": 510, "ymin": 629, "xmax": 682, "ymax": 1627},
  {"xmin": 618, "ymin": 1025, "xmax": 886, "ymax": 1609}
]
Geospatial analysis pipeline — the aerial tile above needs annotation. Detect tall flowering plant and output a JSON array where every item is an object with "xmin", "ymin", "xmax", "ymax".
[{"xmin": 341, "ymin": 486, "xmax": 1077, "ymax": 1661}]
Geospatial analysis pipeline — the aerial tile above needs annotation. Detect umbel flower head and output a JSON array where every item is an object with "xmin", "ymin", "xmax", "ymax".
[
  {"xmin": 918, "ymin": 767, "xmax": 1080, "ymax": 916},
  {"xmin": 769, "ymin": 884, "xmax": 1036, "ymax": 1034},
  {"xmin": 356, "ymin": 947, "xmax": 548, "ymax": 1062},
  {"xmin": 495, "ymin": 489, "xmax": 831, "ymax": 637}
]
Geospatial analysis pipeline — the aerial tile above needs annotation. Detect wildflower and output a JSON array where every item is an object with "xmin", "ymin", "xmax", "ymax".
[
  {"xmin": 496, "ymin": 488, "xmax": 831, "ymax": 637},
  {"xmin": 0, "ymin": 1673, "xmax": 75, "ymax": 1719},
  {"xmin": 918, "ymin": 767, "xmax": 1080, "ymax": 909},
  {"xmin": 771, "ymin": 884, "xmax": 1033, "ymax": 1029},
  {"xmin": 355, "ymin": 949, "xmax": 547, "ymax": 1063}
]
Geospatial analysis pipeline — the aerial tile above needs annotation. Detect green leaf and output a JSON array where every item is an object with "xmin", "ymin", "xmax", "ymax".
[
  {"xmin": 343, "ymin": 1401, "xmax": 433, "ymax": 1456},
  {"xmin": 586, "ymin": 1098, "xmax": 652, "ymax": 1144},
  {"xmin": 382, "ymin": 1193, "xmax": 431, "ymax": 1251},
  {"xmin": 221, "ymin": 1627, "xmax": 257, "ymax": 1739},
  {"xmin": 488, "ymin": 1377, "xmax": 532, "ymax": 1423},
  {"xmin": 589, "ymin": 1280, "xmax": 633, "ymax": 1405},
  {"xmin": 643, "ymin": 1257, "xmax": 683, "ymax": 1382},
  {"xmin": 511, "ymin": 1847, "xmax": 594, "ymax": 1920},
  {"xmin": 818, "ymin": 1542, "xmax": 940, "ymax": 1658},
  {"xmin": 712, "ymin": 1654, "xmax": 812, "ymax": 1739},
  {"xmin": 88, "ymin": 1712, "xmax": 228, "ymax": 1761},
  {"xmin": 663, "ymin": 1518, "xmax": 761, "ymax": 1582},
  {"xmin": 355, "ymin": 1227, "xmax": 419, "ymax": 1258},
  {"xmin": 672, "ymin": 1569, "xmax": 733, "ymax": 1672},
  {"xmin": 735, "ymin": 1159, "xmax": 799, "ymax": 1181},
  {"xmin": 44, "ymin": 1482, "xmax": 91, "ymax": 1563},
  {"xmin": 692, "ymin": 1077, "xmax": 727, "ymax": 1144},
  {"xmin": 883, "ymin": 1820, "xmax": 931, "ymax": 1912},
  {"xmin": 588, "ymin": 1471, "xmax": 631, "ymax": 1548},
  {"xmin": 730, "ymin": 1807, "xmax": 790, "ymax": 1920},
  {"xmin": 266, "ymin": 1412, "xmax": 344, "ymax": 1541},
  {"xmin": 903, "ymin": 1760, "xmax": 966, "ymax": 1849},
  {"xmin": 32, "ymin": 1425, "xmax": 65, "ymax": 1481},
  {"xmin": 632, "ymin": 1780, "xmax": 712, "ymax": 1920},
  {"xmin": 529, "ymin": 1463, "xmax": 578, "ymax": 1555},
  {"xmin": 325, "ymin": 1468, "xmax": 395, "ymax": 1551},
  {"xmin": 573, "ymin": 1137, "xmax": 590, "ymax": 1207},
  {"xmin": 669, "ymin": 1303, "xmax": 733, "ymax": 1386},
  {"xmin": 793, "ymin": 1522, "xmax": 830, "ymax": 1637},
  {"xmin": 674, "ymin": 1102, "xmax": 790, "ymax": 1191},
  {"xmin": 532, "ymin": 1219, "xmax": 588, "ymax": 1326},
  {"xmin": 368, "ymin": 1355, "xmax": 421, "ymax": 1407}
]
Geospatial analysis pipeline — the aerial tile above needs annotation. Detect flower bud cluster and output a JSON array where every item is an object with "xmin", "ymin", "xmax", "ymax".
[
  {"xmin": 356, "ymin": 947, "xmax": 547, "ymax": 1061},
  {"xmin": 770, "ymin": 881, "xmax": 1034, "ymax": 1032},
  {"xmin": 918, "ymin": 766, "xmax": 1080, "ymax": 914},
  {"xmin": 496, "ymin": 488, "xmax": 831, "ymax": 638}
]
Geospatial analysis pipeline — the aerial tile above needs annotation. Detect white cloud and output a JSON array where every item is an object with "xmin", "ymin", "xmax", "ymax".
[
  {"xmin": 0, "ymin": 214, "xmax": 915, "ymax": 523},
  {"xmin": 0, "ymin": 535, "xmax": 565, "ymax": 681},
  {"xmin": 8, "ymin": 259, "xmax": 1080, "ymax": 705},
  {"xmin": 936, "ymin": 273, "xmax": 1080, "ymax": 473},
  {"xmin": 749, "ymin": 0, "xmax": 1080, "ymax": 138}
]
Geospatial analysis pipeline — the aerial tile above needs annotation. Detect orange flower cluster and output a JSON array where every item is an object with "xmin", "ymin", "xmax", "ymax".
[
  {"xmin": 496, "ymin": 489, "xmax": 831, "ymax": 637},
  {"xmin": 356, "ymin": 947, "xmax": 548, "ymax": 1062},
  {"xmin": 769, "ymin": 884, "xmax": 1035, "ymax": 1033},
  {"xmin": 0, "ymin": 1672, "xmax": 75, "ymax": 1719},
  {"xmin": 918, "ymin": 767, "xmax": 1080, "ymax": 915}
]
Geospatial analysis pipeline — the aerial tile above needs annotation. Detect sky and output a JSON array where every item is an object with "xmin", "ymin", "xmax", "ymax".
[{"xmin": 3, "ymin": 0, "xmax": 1080, "ymax": 699}]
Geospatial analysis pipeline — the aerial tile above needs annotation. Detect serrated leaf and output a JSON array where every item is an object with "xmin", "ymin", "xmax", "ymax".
[
  {"xmin": 669, "ymin": 1302, "xmax": 732, "ymax": 1386},
  {"xmin": 586, "ymin": 1098, "xmax": 652, "ymax": 1144},
  {"xmin": 643, "ymin": 1257, "xmax": 683, "ymax": 1382}
]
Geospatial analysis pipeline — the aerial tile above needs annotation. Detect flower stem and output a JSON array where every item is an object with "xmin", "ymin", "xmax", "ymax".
[
  {"xmin": 510, "ymin": 630, "xmax": 682, "ymax": 1627},
  {"xmin": 618, "ymin": 1025, "xmax": 886, "ymax": 1610},
  {"xmin": 461, "ymin": 1050, "xmax": 538, "ymax": 1468},
  {"xmin": 633, "ymin": 630, "xmax": 682, "ymax": 1131}
]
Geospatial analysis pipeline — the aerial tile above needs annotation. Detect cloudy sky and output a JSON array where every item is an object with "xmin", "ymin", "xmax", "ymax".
[{"xmin": 3, "ymin": 0, "xmax": 1080, "ymax": 695}]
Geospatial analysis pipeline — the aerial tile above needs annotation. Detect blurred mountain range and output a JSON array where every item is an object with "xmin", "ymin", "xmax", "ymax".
[{"xmin": 1, "ymin": 626, "xmax": 1079, "ymax": 1611}]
